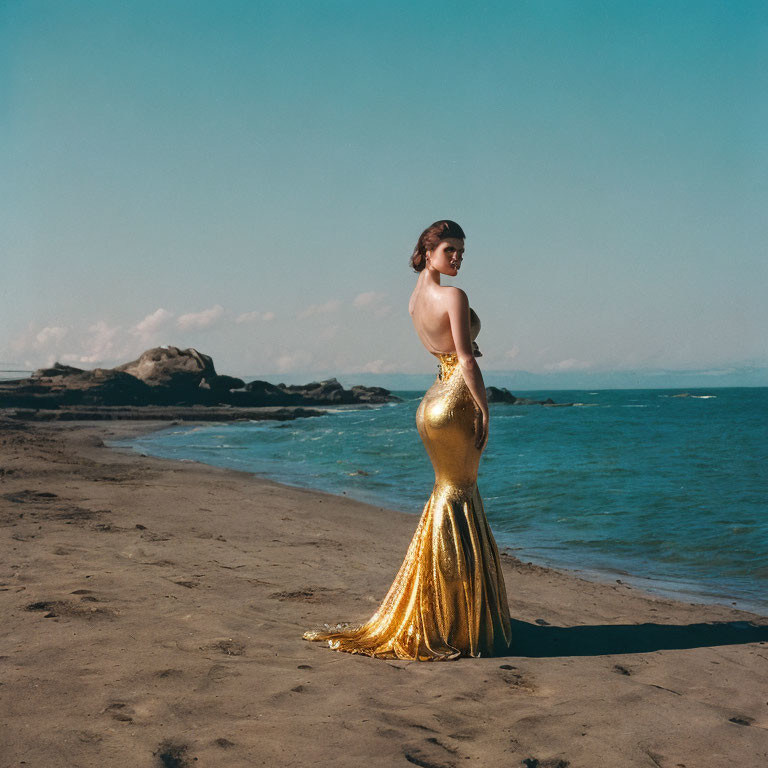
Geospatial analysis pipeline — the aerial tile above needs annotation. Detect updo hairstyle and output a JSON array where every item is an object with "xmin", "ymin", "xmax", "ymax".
[{"xmin": 410, "ymin": 220, "xmax": 466, "ymax": 273}]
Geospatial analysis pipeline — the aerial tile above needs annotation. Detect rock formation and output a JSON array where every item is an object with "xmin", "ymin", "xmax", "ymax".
[
  {"xmin": 486, "ymin": 386, "xmax": 571, "ymax": 406},
  {"xmin": 0, "ymin": 348, "xmax": 401, "ymax": 410},
  {"xmin": 114, "ymin": 346, "xmax": 216, "ymax": 391}
]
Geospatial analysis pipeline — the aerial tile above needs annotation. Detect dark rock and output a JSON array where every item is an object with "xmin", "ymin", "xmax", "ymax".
[
  {"xmin": 486, "ymin": 386, "xmax": 518, "ymax": 404},
  {"xmin": 282, "ymin": 377, "xmax": 346, "ymax": 402},
  {"xmin": 0, "ymin": 368, "xmax": 153, "ymax": 408},
  {"xmin": 114, "ymin": 346, "xmax": 216, "ymax": 391},
  {"xmin": 200, "ymin": 374, "xmax": 246, "ymax": 394},
  {"xmin": 32, "ymin": 362, "xmax": 85, "ymax": 378},
  {"xmin": 242, "ymin": 377, "xmax": 400, "ymax": 406},
  {"xmin": 486, "ymin": 387, "xmax": 571, "ymax": 407},
  {"xmin": 0, "ymin": 347, "xmax": 401, "ymax": 411},
  {"xmin": 349, "ymin": 384, "xmax": 395, "ymax": 403},
  {"xmin": 244, "ymin": 380, "xmax": 303, "ymax": 404}
]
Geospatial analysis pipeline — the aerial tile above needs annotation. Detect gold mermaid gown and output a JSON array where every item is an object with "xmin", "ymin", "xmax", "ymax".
[{"xmin": 302, "ymin": 316, "xmax": 513, "ymax": 661}]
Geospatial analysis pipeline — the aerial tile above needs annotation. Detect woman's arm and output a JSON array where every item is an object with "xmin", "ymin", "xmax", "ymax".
[{"xmin": 445, "ymin": 288, "xmax": 489, "ymax": 451}]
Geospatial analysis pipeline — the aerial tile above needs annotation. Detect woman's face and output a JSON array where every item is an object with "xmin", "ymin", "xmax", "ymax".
[{"xmin": 427, "ymin": 238, "xmax": 465, "ymax": 277}]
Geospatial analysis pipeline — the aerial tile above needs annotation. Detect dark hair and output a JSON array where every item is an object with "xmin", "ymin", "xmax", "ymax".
[{"xmin": 410, "ymin": 220, "xmax": 466, "ymax": 273}]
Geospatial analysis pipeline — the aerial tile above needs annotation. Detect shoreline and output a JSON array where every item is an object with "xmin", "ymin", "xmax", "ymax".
[
  {"xmin": 113, "ymin": 418, "xmax": 768, "ymax": 619},
  {"xmin": 3, "ymin": 416, "xmax": 768, "ymax": 766}
]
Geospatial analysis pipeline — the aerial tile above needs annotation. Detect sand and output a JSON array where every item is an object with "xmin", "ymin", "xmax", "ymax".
[{"xmin": 1, "ymin": 416, "xmax": 767, "ymax": 768}]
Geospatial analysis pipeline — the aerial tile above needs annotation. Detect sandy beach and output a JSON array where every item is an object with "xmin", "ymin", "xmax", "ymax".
[{"xmin": 2, "ymin": 416, "xmax": 768, "ymax": 768}]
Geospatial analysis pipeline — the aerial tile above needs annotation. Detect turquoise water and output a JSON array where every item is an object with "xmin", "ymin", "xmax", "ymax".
[{"xmin": 115, "ymin": 387, "xmax": 768, "ymax": 615}]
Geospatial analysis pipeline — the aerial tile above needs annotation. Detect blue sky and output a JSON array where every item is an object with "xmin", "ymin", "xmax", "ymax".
[{"xmin": 2, "ymin": 1, "xmax": 766, "ymax": 387}]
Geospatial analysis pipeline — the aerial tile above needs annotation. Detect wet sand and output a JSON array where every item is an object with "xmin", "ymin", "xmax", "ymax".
[{"xmin": 2, "ymin": 417, "xmax": 768, "ymax": 767}]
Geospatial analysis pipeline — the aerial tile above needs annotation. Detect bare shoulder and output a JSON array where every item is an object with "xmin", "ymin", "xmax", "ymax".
[{"xmin": 439, "ymin": 285, "xmax": 469, "ymax": 309}]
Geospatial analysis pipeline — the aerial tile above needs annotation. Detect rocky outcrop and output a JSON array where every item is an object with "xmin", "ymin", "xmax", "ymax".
[
  {"xmin": 0, "ymin": 348, "xmax": 401, "ymax": 410},
  {"xmin": 8, "ymin": 367, "xmax": 153, "ymax": 407},
  {"xmin": 275, "ymin": 378, "xmax": 396, "ymax": 405},
  {"xmin": 349, "ymin": 384, "xmax": 396, "ymax": 404},
  {"xmin": 242, "ymin": 380, "xmax": 303, "ymax": 405},
  {"xmin": 235, "ymin": 378, "xmax": 399, "ymax": 407},
  {"xmin": 486, "ymin": 386, "xmax": 572, "ymax": 406},
  {"xmin": 31, "ymin": 363, "xmax": 85, "ymax": 378},
  {"xmin": 114, "ymin": 346, "xmax": 216, "ymax": 391},
  {"xmin": 200, "ymin": 374, "xmax": 246, "ymax": 395}
]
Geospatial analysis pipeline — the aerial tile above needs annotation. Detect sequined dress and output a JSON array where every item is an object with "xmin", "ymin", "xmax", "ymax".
[{"xmin": 302, "ymin": 310, "xmax": 513, "ymax": 660}]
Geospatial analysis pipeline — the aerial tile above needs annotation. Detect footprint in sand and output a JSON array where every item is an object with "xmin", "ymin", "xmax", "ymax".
[
  {"xmin": 56, "ymin": 506, "xmax": 103, "ymax": 523},
  {"xmin": 377, "ymin": 727, "xmax": 403, "ymax": 740},
  {"xmin": 104, "ymin": 701, "xmax": 134, "ymax": 723},
  {"xmin": 26, "ymin": 599, "xmax": 114, "ymax": 619},
  {"xmin": 403, "ymin": 738, "xmax": 460, "ymax": 768},
  {"xmin": 2, "ymin": 490, "xmax": 58, "ymax": 503},
  {"xmin": 213, "ymin": 737, "xmax": 235, "ymax": 749},
  {"xmin": 153, "ymin": 739, "xmax": 193, "ymax": 768},
  {"xmin": 92, "ymin": 522, "xmax": 120, "ymax": 532},
  {"xmin": 729, "ymin": 715, "xmax": 755, "ymax": 726},
  {"xmin": 76, "ymin": 730, "xmax": 103, "ymax": 744},
  {"xmin": 433, "ymin": 712, "xmax": 477, "ymax": 742},
  {"xmin": 498, "ymin": 664, "xmax": 536, "ymax": 692},
  {"xmin": 206, "ymin": 664, "xmax": 242, "ymax": 683},
  {"xmin": 169, "ymin": 579, "xmax": 200, "ymax": 589},
  {"xmin": 141, "ymin": 530, "xmax": 172, "ymax": 542},
  {"xmin": 269, "ymin": 587, "xmax": 331, "ymax": 602},
  {"xmin": 104, "ymin": 696, "xmax": 164, "ymax": 726},
  {"xmin": 11, "ymin": 532, "xmax": 36, "ymax": 542},
  {"xmin": 194, "ymin": 638, "xmax": 246, "ymax": 656},
  {"xmin": 155, "ymin": 668, "xmax": 184, "ymax": 680}
]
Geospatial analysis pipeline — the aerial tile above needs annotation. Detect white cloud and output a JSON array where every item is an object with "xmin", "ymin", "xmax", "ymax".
[
  {"xmin": 10, "ymin": 324, "xmax": 69, "ymax": 354},
  {"xmin": 56, "ymin": 320, "xmax": 124, "ymax": 367},
  {"xmin": 134, "ymin": 308, "xmax": 173, "ymax": 338},
  {"xmin": 34, "ymin": 326, "xmax": 68, "ymax": 346},
  {"xmin": 504, "ymin": 345, "xmax": 520, "ymax": 361},
  {"xmin": 318, "ymin": 325, "xmax": 339, "ymax": 341},
  {"xmin": 176, "ymin": 304, "xmax": 225, "ymax": 331},
  {"xmin": 353, "ymin": 292, "xmax": 391, "ymax": 317},
  {"xmin": 236, "ymin": 310, "xmax": 276, "ymax": 324},
  {"xmin": 353, "ymin": 291, "xmax": 379, "ymax": 308},
  {"xmin": 359, "ymin": 359, "xmax": 398, "ymax": 374},
  {"xmin": 80, "ymin": 320, "xmax": 121, "ymax": 363},
  {"xmin": 543, "ymin": 358, "xmax": 592, "ymax": 371},
  {"xmin": 275, "ymin": 350, "xmax": 313, "ymax": 373},
  {"xmin": 298, "ymin": 300, "xmax": 340, "ymax": 320}
]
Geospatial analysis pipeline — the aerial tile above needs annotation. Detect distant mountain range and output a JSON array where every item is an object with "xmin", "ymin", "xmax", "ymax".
[
  {"xmin": 236, "ymin": 365, "xmax": 768, "ymax": 392},
  {"xmin": 4, "ymin": 365, "xmax": 766, "ymax": 391}
]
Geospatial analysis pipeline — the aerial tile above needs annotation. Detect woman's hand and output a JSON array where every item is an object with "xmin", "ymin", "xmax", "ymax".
[{"xmin": 474, "ymin": 407, "xmax": 489, "ymax": 451}]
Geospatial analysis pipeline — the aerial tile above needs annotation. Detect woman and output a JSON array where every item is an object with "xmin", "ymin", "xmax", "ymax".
[{"xmin": 302, "ymin": 220, "xmax": 513, "ymax": 660}]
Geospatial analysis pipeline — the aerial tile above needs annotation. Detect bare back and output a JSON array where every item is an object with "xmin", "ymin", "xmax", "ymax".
[{"xmin": 409, "ymin": 276, "xmax": 467, "ymax": 357}]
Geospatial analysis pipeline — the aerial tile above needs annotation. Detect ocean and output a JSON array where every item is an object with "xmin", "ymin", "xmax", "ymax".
[{"xmin": 114, "ymin": 387, "xmax": 768, "ymax": 616}]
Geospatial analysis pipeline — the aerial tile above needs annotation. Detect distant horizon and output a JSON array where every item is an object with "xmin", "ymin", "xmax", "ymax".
[{"xmin": 3, "ymin": 354, "xmax": 766, "ymax": 391}]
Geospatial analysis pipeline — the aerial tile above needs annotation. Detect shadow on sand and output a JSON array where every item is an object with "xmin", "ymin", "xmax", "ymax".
[{"xmin": 509, "ymin": 618, "xmax": 768, "ymax": 657}]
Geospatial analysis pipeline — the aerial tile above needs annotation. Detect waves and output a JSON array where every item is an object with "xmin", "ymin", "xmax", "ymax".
[{"xmin": 116, "ymin": 387, "xmax": 768, "ymax": 615}]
